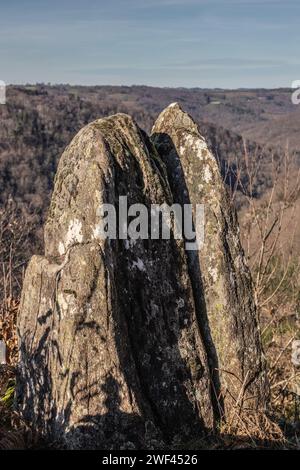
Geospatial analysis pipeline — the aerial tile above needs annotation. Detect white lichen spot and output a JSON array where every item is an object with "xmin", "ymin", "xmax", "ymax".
[
  {"xmin": 203, "ymin": 165, "xmax": 212, "ymax": 183},
  {"xmin": 92, "ymin": 223, "xmax": 102, "ymax": 240},
  {"xmin": 132, "ymin": 258, "xmax": 146, "ymax": 272},
  {"xmin": 57, "ymin": 293, "xmax": 68, "ymax": 319},
  {"xmin": 208, "ymin": 266, "xmax": 218, "ymax": 283},
  {"xmin": 58, "ymin": 241, "xmax": 65, "ymax": 256},
  {"xmin": 65, "ymin": 219, "xmax": 83, "ymax": 249},
  {"xmin": 194, "ymin": 138, "xmax": 208, "ymax": 155},
  {"xmin": 57, "ymin": 292, "xmax": 77, "ymax": 320},
  {"xmin": 176, "ymin": 298, "xmax": 185, "ymax": 309},
  {"xmin": 184, "ymin": 134, "xmax": 195, "ymax": 147}
]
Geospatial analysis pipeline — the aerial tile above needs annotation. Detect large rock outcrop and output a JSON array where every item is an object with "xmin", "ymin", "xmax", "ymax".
[
  {"xmin": 17, "ymin": 106, "xmax": 268, "ymax": 449},
  {"xmin": 151, "ymin": 103, "xmax": 267, "ymax": 414},
  {"xmin": 17, "ymin": 114, "xmax": 214, "ymax": 449}
]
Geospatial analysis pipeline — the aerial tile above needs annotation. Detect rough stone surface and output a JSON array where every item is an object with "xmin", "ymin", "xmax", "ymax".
[
  {"xmin": 17, "ymin": 113, "xmax": 214, "ymax": 449},
  {"xmin": 151, "ymin": 103, "xmax": 267, "ymax": 414}
]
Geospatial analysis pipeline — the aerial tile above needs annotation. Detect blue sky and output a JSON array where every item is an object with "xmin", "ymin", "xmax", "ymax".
[{"xmin": 0, "ymin": 0, "xmax": 299, "ymax": 88}]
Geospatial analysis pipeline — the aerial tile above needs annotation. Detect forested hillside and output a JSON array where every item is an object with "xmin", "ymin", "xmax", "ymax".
[{"xmin": 1, "ymin": 85, "xmax": 296, "ymax": 220}]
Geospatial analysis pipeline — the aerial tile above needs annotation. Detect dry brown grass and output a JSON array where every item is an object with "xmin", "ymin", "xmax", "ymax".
[
  {"xmin": 0, "ymin": 201, "xmax": 28, "ymax": 448},
  {"xmin": 0, "ymin": 298, "xmax": 19, "ymax": 367},
  {"xmin": 219, "ymin": 411, "xmax": 285, "ymax": 449},
  {"xmin": 0, "ymin": 297, "xmax": 22, "ymax": 448},
  {"xmin": 223, "ymin": 145, "xmax": 300, "ymax": 447},
  {"xmin": 0, "ymin": 297, "xmax": 33, "ymax": 449}
]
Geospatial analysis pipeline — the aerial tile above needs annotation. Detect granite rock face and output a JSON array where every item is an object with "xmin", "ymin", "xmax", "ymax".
[
  {"xmin": 17, "ymin": 113, "xmax": 214, "ymax": 449},
  {"xmin": 151, "ymin": 103, "xmax": 267, "ymax": 414}
]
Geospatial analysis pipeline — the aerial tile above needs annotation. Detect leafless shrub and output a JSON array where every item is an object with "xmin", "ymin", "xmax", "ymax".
[
  {"xmin": 220, "ymin": 143, "xmax": 300, "ymax": 432},
  {"xmin": 0, "ymin": 198, "xmax": 39, "ymax": 300},
  {"xmin": 0, "ymin": 198, "xmax": 40, "ymax": 365},
  {"xmin": 222, "ymin": 143, "xmax": 300, "ymax": 312}
]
